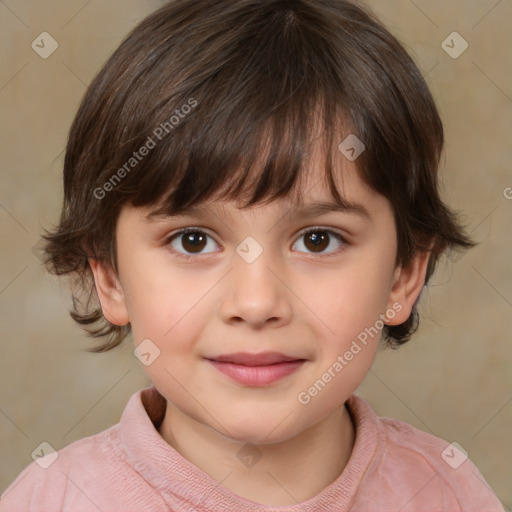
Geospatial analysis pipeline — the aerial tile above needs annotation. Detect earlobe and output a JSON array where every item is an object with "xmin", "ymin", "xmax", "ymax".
[
  {"xmin": 88, "ymin": 258, "xmax": 130, "ymax": 326},
  {"xmin": 385, "ymin": 250, "xmax": 431, "ymax": 325}
]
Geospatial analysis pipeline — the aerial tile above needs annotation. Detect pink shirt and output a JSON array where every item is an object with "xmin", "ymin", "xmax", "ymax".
[{"xmin": 0, "ymin": 386, "xmax": 504, "ymax": 511}]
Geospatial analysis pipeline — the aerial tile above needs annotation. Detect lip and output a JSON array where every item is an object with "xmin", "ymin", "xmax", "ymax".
[
  {"xmin": 206, "ymin": 352, "xmax": 306, "ymax": 386},
  {"xmin": 208, "ymin": 351, "xmax": 302, "ymax": 366}
]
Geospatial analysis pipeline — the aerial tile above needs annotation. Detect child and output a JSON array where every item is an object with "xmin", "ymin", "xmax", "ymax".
[{"xmin": 0, "ymin": 0, "xmax": 505, "ymax": 510}]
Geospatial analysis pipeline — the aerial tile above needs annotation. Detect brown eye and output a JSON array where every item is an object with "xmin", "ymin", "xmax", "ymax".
[
  {"xmin": 304, "ymin": 231, "xmax": 329, "ymax": 252},
  {"xmin": 167, "ymin": 228, "xmax": 218, "ymax": 258},
  {"xmin": 293, "ymin": 228, "xmax": 345, "ymax": 256},
  {"xmin": 181, "ymin": 231, "xmax": 207, "ymax": 253}
]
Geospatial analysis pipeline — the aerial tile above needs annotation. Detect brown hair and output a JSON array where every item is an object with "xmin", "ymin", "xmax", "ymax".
[{"xmin": 41, "ymin": 0, "xmax": 474, "ymax": 352}]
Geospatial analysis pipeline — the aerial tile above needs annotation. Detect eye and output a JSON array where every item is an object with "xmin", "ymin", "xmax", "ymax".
[
  {"xmin": 166, "ymin": 228, "xmax": 219, "ymax": 259},
  {"xmin": 292, "ymin": 228, "xmax": 346, "ymax": 257},
  {"xmin": 165, "ymin": 226, "xmax": 347, "ymax": 260}
]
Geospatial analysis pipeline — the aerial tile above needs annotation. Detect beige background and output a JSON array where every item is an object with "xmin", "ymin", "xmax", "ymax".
[{"xmin": 0, "ymin": 0, "xmax": 511, "ymax": 507}]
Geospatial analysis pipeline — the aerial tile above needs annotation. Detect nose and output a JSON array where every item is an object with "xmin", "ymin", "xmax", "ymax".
[{"xmin": 218, "ymin": 245, "xmax": 292, "ymax": 329}]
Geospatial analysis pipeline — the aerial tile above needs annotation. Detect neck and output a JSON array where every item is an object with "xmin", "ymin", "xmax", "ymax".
[{"xmin": 158, "ymin": 401, "xmax": 355, "ymax": 506}]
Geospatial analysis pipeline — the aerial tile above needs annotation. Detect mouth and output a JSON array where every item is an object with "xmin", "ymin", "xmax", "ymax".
[{"xmin": 205, "ymin": 352, "xmax": 307, "ymax": 386}]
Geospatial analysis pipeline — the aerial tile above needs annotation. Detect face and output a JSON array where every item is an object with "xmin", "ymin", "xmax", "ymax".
[{"xmin": 90, "ymin": 151, "xmax": 428, "ymax": 445}]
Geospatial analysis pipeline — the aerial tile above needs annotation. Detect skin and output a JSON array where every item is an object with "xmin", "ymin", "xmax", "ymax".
[{"xmin": 89, "ymin": 148, "xmax": 430, "ymax": 506}]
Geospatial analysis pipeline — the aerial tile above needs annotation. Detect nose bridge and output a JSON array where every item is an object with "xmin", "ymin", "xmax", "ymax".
[{"xmin": 218, "ymin": 236, "xmax": 292, "ymax": 327}]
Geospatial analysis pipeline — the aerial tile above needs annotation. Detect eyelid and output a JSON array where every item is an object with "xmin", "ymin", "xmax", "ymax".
[{"xmin": 296, "ymin": 225, "xmax": 347, "ymax": 239}]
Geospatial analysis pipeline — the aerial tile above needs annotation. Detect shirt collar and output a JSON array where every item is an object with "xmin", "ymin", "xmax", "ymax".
[{"xmin": 119, "ymin": 385, "xmax": 380, "ymax": 511}]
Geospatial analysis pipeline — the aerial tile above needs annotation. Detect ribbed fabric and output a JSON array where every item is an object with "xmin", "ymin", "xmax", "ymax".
[{"xmin": 0, "ymin": 386, "xmax": 504, "ymax": 511}]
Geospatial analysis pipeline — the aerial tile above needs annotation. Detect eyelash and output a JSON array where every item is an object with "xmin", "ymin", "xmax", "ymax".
[{"xmin": 164, "ymin": 226, "xmax": 348, "ymax": 261}]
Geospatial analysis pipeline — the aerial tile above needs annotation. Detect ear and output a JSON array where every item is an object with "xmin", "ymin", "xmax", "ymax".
[
  {"xmin": 384, "ymin": 250, "xmax": 431, "ymax": 325},
  {"xmin": 88, "ymin": 258, "xmax": 130, "ymax": 326}
]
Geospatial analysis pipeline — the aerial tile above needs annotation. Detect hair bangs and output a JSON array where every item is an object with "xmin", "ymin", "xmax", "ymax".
[{"xmin": 120, "ymin": 69, "xmax": 354, "ymax": 221}]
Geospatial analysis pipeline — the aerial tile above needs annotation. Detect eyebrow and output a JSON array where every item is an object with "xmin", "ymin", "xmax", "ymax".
[
  {"xmin": 287, "ymin": 200, "xmax": 370, "ymax": 219},
  {"xmin": 146, "ymin": 200, "xmax": 371, "ymax": 222}
]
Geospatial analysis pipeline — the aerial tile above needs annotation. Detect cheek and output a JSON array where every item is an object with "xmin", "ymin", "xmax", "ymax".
[
  {"xmin": 296, "ymin": 269, "xmax": 387, "ymax": 414},
  {"xmin": 307, "ymin": 259, "xmax": 392, "ymax": 334},
  {"xmin": 121, "ymin": 255, "xmax": 207, "ymax": 347},
  {"xmin": 296, "ymin": 256, "xmax": 393, "ymax": 399}
]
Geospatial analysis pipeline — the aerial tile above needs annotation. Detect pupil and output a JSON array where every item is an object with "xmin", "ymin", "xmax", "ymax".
[
  {"xmin": 184, "ymin": 232, "xmax": 205, "ymax": 252},
  {"xmin": 310, "ymin": 233, "xmax": 321, "ymax": 245},
  {"xmin": 307, "ymin": 231, "xmax": 327, "ymax": 252},
  {"xmin": 187, "ymin": 233, "xmax": 201, "ymax": 245}
]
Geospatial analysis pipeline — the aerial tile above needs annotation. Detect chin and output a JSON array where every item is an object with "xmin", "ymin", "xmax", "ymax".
[{"xmin": 214, "ymin": 411, "xmax": 304, "ymax": 446}]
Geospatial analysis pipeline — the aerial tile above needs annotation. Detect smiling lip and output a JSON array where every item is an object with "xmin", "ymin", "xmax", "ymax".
[{"xmin": 206, "ymin": 352, "xmax": 306, "ymax": 386}]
